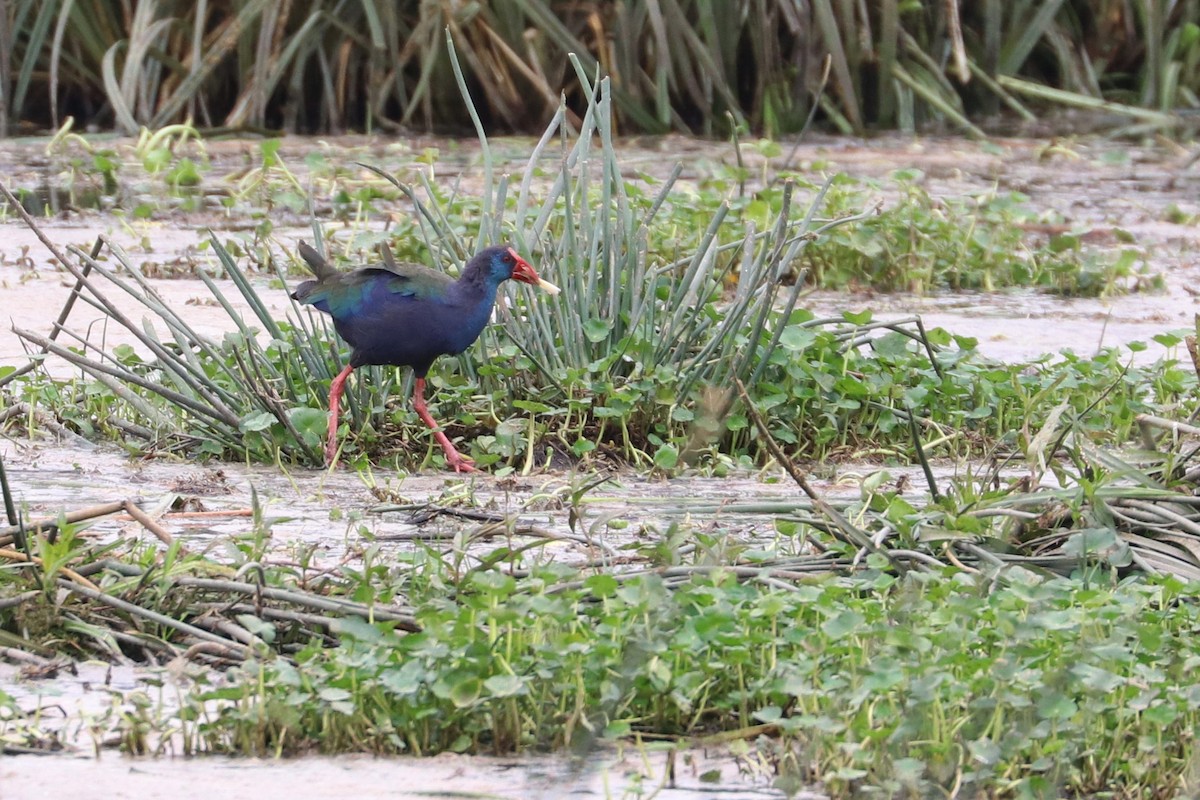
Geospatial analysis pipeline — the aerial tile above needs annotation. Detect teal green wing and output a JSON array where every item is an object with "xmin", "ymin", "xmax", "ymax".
[{"xmin": 292, "ymin": 247, "xmax": 455, "ymax": 320}]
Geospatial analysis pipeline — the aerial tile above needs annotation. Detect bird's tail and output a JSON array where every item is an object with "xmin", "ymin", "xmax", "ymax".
[
  {"xmin": 291, "ymin": 241, "xmax": 338, "ymax": 302},
  {"xmin": 297, "ymin": 241, "xmax": 339, "ymax": 280}
]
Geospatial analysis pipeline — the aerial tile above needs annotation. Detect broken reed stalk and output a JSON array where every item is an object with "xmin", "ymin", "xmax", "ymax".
[
  {"xmin": 55, "ymin": 577, "xmax": 252, "ymax": 656},
  {"xmin": 0, "ymin": 401, "xmax": 94, "ymax": 445},
  {"xmin": 907, "ymin": 412, "xmax": 942, "ymax": 502},
  {"xmin": 0, "ymin": 590, "xmax": 40, "ymax": 610},
  {"xmin": 188, "ymin": 615, "xmax": 267, "ymax": 647},
  {"xmin": 0, "ymin": 646, "xmax": 57, "ymax": 668},
  {"xmin": 2, "ymin": 538, "xmax": 424, "ymax": 665},
  {"xmin": 0, "ymin": 451, "xmax": 16, "ymax": 528},
  {"xmin": 734, "ymin": 378, "xmax": 906, "ymax": 572},
  {"xmin": 1137, "ymin": 413, "xmax": 1200, "ymax": 439},
  {"xmin": 180, "ymin": 641, "xmax": 248, "ymax": 663},
  {"xmin": 198, "ymin": 602, "xmax": 369, "ymax": 633},
  {"xmin": 1185, "ymin": 332, "xmax": 1200, "ymax": 382},
  {"xmin": 997, "ymin": 75, "xmax": 1180, "ymax": 126},
  {"xmin": 114, "ymin": 509, "xmax": 254, "ymax": 520},
  {"xmin": 0, "ymin": 236, "xmax": 102, "ymax": 390},
  {"xmin": 0, "ymin": 495, "xmax": 184, "ymax": 564},
  {"xmin": 0, "ymin": 500, "xmax": 129, "ymax": 547},
  {"xmin": 0, "ymin": 178, "xmax": 249, "ymax": 434},
  {"xmin": 121, "ymin": 499, "xmax": 178, "ymax": 549},
  {"xmin": 547, "ymin": 560, "xmax": 854, "ymax": 596},
  {"xmin": 172, "ymin": 577, "xmax": 419, "ymax": 630},
  {"xmin": 378, "ymin": 500, "xmax": 620, "ymax": 556}
]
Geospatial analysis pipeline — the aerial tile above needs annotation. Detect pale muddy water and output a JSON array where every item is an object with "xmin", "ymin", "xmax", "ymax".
[
  {"xmin": 2, "ymin": 133, "xmax": 1199, "ymax": 797},
  {"xmin": 0, "ymin": 134, "xmax": 1198, "ymax": 371},
  {"xmin": 0, "ymin": 748, "xmax": 803, "ymax": 799}
]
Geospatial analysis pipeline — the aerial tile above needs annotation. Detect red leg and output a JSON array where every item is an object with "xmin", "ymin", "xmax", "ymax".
[
  {"xmin": 412, "ymin": 377, "xmax": 476, "ymax": 473},
  {"xmin": 326, "ymin": 364, "xmax": 353, "ymax": 465}
]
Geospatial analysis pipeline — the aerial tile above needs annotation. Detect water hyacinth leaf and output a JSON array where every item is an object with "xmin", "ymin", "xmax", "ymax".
[
  {"xmin": 238, "ymin": 411, "xmax": 276, "ymax": 433},
  {"xmin": 317, "ymin": 687, "xmax": 351, "ymax": 704},
  {"xmin": 653, "ymin": 444, "xmax": 679, "ymax": 470},
  {"xmin": 585, "ymin": 574, "xmax": 619, "ymax": 598},
  {"xmin": 1071, "ymin": 662, "xmax": 1125, "ymax": 694},
  {"xmin": 1035, "ymin": 691, "xmax": 1077, "ymax": 722},
  {"xmin": 512, "ymin": 400, "xmax": 553, "ymax": 414},
  {"xmin": 872, "ymin": 331, "xmax": 914, "ymax": 357},
  {"xmin": 381, "ymin": 663, "xmax": 425, "ymax": 696},
  {"xmin": 287, "ymin": 407, "xmax": 328, "ymax": 441},
  {"xmin": 495, "ymin": 418, "xmax": 525, "ymax": 438},
  {"xmin": 583, "ymin": 318, "xmax": 612, "ymax": 343},
  {"xmin": 235, "ymin": 614, "xmax": 276, "ymax": 643},
  {"xmin": 483, "ymin": 675, "xmax": 524, "ymax": 698},
  {"xmin": 670, "ymin": 406, "xmax": 694, "ymax": 422},
  {"xmin": 470, "ymin": 570, "xmax": 516, "ymax": 597},
  {"xmin": 754, "ymin": 705, "xmax": 783, "ymax": 723},
  {"xmin": 968, "ymin": 738, "xmax": 1002, "ymax": 767},
  {"xmin": 330, "ymin": 615, "xmax": 386, "ymax": 643},
  {"xmin": 821, "ymin": 610, "xmax": 865, "ymax": 639},
  {"xmin": 779, "ymin": 326, "xmax": 816, "ymax": 352},
  {"xmin": 448, "ymin": 676, "xmax": 483, "ymax": 709}
]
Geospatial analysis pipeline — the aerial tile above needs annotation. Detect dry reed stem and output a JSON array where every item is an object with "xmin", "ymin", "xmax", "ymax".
[
  {"xmin": 121, "ymin": 499, "xmax": 179, "ymax": 550},
  {"xmin": 733, "ymin": 378, "xmax": 902, "ymax": 569}
]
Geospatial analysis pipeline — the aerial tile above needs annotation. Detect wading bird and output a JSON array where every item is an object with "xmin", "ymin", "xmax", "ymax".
[{"xmin": 291, "ymin": 241, "xmax": 559, "ymax": 471}]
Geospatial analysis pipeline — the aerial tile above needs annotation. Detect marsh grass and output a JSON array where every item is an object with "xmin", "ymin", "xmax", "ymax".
[{"xmin": 7, "ymin": 233, "xmax": 334, "ymax": 464}]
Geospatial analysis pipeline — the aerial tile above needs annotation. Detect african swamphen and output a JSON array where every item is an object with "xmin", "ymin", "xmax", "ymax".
[{"xmin": 291, "ymin": 241, "xmax": 559, "ymax": 471}]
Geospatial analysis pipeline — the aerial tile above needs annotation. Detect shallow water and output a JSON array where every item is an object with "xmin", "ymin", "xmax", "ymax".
[
  {"xmin": 4, "ymin": 431, "xmax": 936, "ymax": 580},
  {"xmin": 1, "ymin": 135, "xmax": 1198, "ymax": 371},
  {"xmin": 0, "ymin": 748, "xmax": 803, "ymax": 799}
]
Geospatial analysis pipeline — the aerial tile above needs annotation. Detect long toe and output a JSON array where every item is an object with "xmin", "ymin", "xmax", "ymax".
[{"xmin": 447, "ymin": 453, "xmax": 477, "ymax": 473}]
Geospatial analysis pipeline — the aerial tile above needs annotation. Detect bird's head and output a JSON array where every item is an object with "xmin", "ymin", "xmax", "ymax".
[{"xmin": 482, "ymin": 247, "xmax": 560, "ymax": 295}]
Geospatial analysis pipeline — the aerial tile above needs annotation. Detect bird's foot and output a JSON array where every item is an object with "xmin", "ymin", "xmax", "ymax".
[
  {"xmin": 431, "ymin": 429, "xmax": 477, "ymax": 473},
  {"xmin": 445, "ymin": 452, "xmax": 478, "ymax": 473}
]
